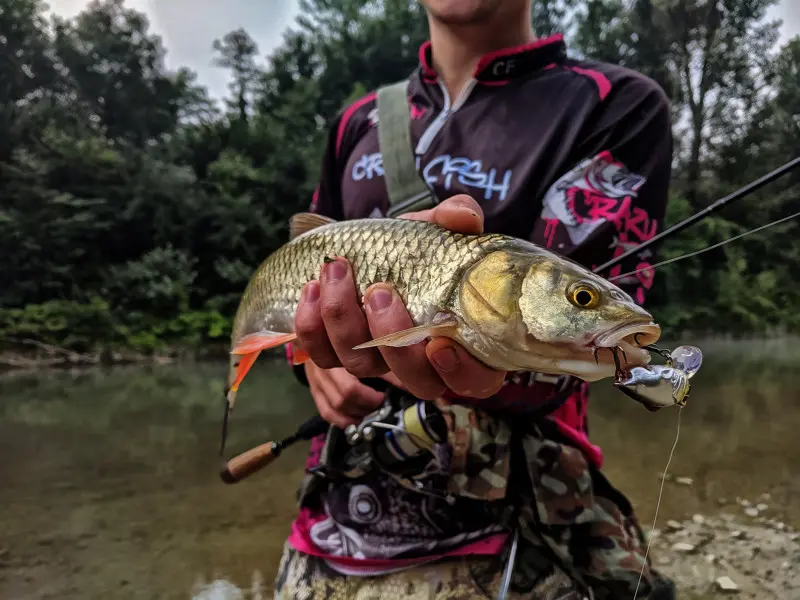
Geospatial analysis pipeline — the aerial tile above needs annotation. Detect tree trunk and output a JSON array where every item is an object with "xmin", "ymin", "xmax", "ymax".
[{"xmin": 687, "ymin": 113, "xmax": 703, "ymax": 208}]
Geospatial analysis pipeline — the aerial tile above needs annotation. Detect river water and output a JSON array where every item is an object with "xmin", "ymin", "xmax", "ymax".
[{"xmin": 1, "ymin": 338, "xmax": 799, "ymax": 599}]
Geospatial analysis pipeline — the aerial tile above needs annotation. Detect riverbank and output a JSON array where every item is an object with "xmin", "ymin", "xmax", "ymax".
[
  {"xmin": 3, "ymin": 333, "xmax": 799, "ymax": 373},
  {"xmin": 647, "ymin": 495, "xmax": 800, "ymax": 599},
  {"xmin": 0, "ymin": 341, "xmax": 184, "ymax": 370},
  {"xmin": 0, "ymin": 342, "xmax": 282, "ymax": 373},
  {"xmin": 184, "ymin": 497, "xmax": 800, "ymax": 600}
]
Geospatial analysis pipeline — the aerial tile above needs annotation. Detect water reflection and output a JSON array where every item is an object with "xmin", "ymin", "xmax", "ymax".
[
  {"xmin": 1, "ymin": 339, "xmax": 798, "ymax": 599},
  {"xmin": 590, "ymin": 337, "xmax": 800, "ymax": 527},
  {"xmin": 0, "ymin": 361, "xmax": 317, "ymax": 600}
]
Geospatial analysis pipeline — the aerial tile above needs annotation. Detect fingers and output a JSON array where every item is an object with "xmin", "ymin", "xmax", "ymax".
[
  {"xmin": 307, "ymin": 369, "xmax": 355, "ymax": 429},
  {"xmin": 399, "ymin": 194, "xmax": 484, "ymax": 234},
  {"xmin": 425, "ymin": 337, "xmax": 506, "ymax": 399},
  {"xmin": 363, "ymin": 284, "xmax": 446, "ymax": 401},
  {"xmin": 306, "ymin": 364, "xmax": 384, "ymax": 428},
  {"xmin": 378, "ymin": 371, "xmax": 407, "ymax": 391},
  {"xmin": 294, "ymin": 281, "xmax": 338, "ymax": 368},
  {"xmin": 295, "ymin": 258, "xmax": 388, "ymax": 377},
  {"xmin": 318, "ymin": 258, "xmax": 388, "ymax": 377}
]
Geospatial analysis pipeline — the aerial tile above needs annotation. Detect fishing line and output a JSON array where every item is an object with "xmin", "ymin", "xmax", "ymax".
[
  {"xmin": 594, "ymin": 156, "xmax": 800, "ymax": 274},
  {"xmin": 633, "ymin": 406, "xmax": 683, "ymax": 600},
  {"xmin": 609, "ymin": 209, "xmax": 800, "ymax": 283}
]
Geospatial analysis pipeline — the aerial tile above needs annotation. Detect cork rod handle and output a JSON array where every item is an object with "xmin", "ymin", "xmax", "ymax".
[{"xmin": 219, "ymin": 442, "xmax": 278, "ymax": 484}]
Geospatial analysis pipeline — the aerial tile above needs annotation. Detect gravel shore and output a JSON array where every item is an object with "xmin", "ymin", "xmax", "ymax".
[{"xmin": 647, "ymin": 493, "xmax": 799, "ymax": 599}]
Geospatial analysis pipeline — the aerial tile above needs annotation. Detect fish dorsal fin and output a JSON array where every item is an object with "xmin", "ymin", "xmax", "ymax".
[{"xmin": 290, "ymin": 213, "xmax": 337, "ymax": 239}]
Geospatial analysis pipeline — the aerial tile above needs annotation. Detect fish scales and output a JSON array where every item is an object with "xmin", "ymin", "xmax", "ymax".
[{"xmin": 232, "ymin": 219, "xmax": 509, "ymax": 342}]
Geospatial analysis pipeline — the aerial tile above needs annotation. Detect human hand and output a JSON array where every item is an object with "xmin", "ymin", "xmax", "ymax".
[
  {"xmin": 294, "ymin": 194, "xmax": 507, "ymax": 402},
  {"xmin": 304, "ymin": 362, "xmax": 385, "ymax": 428}
]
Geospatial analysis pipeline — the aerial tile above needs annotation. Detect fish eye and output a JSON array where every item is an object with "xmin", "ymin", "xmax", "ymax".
[{"xmin": 567, "ymin": 282, "xmax": 600, "ymax": 309}]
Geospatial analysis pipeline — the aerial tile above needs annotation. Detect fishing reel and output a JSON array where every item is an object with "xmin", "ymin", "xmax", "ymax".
[
  {"xmin": 219, "ymin": 383, "xmax": 452, "ymax": 499},
  {"xmin": 341, "ymin": 394, "xmax": 448, "ymax": 480},
  {"xmin": 614, "ymin": 344, "xmax": 703, "ymax": 411}
]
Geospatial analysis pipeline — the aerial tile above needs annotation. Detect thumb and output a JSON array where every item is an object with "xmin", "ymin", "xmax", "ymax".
[{"xmin": 399, "ymin": 194, "xmax": 484, "ymax": 234}]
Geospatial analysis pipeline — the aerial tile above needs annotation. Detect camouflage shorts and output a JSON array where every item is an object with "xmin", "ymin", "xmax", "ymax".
[{"xmin": 273, "ymin": 543, "xmax": 583, "ymax": 600}]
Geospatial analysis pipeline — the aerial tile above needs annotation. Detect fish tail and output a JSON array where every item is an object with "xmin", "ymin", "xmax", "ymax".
[{"xmin": 227, "ymin": 350, "xmax": 262, "ymax": 411}]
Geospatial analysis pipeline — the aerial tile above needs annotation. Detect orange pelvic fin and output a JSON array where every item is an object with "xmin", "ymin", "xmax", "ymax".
[
  {"xmin": 291, "ymin": 345, "xmax": 311, "ymax": 365},
  {"xmin": 231, "ymin": 331, "xmax": 298, "ymax": 355}
]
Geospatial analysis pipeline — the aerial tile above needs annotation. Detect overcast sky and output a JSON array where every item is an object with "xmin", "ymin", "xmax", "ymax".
[{"xmin": 49, "ymin": 0, "xmax": 800, "ymax": 99}]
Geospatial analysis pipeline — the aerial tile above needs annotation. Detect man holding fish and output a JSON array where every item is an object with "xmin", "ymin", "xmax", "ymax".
[{"xmin": 232, "ymin": 0, "xmax": 678, "ymax": 597}]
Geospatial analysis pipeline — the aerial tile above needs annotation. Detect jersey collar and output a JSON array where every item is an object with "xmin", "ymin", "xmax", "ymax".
[{"xmin": 418, "ymin": 34, "xmax": 567, "ymax": 85}]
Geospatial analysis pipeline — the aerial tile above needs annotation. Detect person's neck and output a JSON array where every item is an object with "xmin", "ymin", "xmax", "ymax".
[{"xmin": 428, "ymin": 16, "xmax": 535, "ymax": 100}]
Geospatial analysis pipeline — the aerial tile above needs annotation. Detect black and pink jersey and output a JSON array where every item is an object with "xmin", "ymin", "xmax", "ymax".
[
  {"xmin": 311, "ymin": 33, "xmax": 672, "ymax": 303},
  {"xmin": 288, "ymin": 33, "xmax": 673, "ymax": 573}
]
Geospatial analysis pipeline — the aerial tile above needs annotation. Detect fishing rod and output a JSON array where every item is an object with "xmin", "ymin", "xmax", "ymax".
[
  {"xmin": 219, "ymin": 415, "xmax": 329, "ymax": 484},
  {"xmin": 593, "ymin": 155, "xmax": 800, "ymax": 274}
]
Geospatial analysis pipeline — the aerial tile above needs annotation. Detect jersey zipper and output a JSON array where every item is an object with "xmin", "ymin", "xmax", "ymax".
[{"xmin": 415, "ymin": 78, "xmax": 478, "ymax": 155}]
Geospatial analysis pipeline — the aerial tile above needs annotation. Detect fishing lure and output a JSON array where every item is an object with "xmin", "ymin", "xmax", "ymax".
[{"xmin": 615, "ymin": 344, "xmax": 703, "ymax": 410}]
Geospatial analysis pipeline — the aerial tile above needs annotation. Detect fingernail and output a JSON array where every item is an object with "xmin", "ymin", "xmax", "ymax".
[
  {"xmin": 325, "ymin": 259, "xmax": 347, "ymax": 282},
  {"xmin": 304, "ymin": 281, "xmax": 320, "ymax": 302},
  {"xmin": 367, "ymin": 287, "xmax": 393, "ymax": 313},
  {"xmin": 431, "ymin": 347, "xmax": 458, "ymax": 372}
]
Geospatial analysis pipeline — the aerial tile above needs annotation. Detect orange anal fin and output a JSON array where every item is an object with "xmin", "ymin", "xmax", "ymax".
[
  {"xmin": 231, "ymin": 331, "xmax": 298, "ymax": 355},
  {"xmin": 291, "ymin": 345, "xmax": 311, "ymax": 365}
]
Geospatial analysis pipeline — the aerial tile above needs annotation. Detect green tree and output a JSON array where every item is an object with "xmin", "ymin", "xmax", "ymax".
[
  {"xmin": 1, "ymin": 0, "xmax": 797, "ymax": 360},
  {"xmin": 532, "ymin": 0, "xmax": 579, "ymax": 38},
  {"xmin": 0, "ymin": 0, "xmax": 57, "ymax": 162},
  {"xmin": 212, "ymin": 28, "xmax": 260, "ymax": 122},
  {"xmin": 51, "ymin": 0, "xmax": 188, "ymax": 145},
  {"xmin": 575, "ymin": 0, "xmax": 677, "ymax": 99},
  {"xmin": 575, "ymin": 0, "xmax": 782, "ymax": 207}
]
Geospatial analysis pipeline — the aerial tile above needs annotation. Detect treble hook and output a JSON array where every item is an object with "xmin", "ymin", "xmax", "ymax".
[
  {"xmin": 634, "ymin": 333, "xmax": 673, "ymax": 363},
  {"xmin": 611, "ymin": 346, "xmax": 624, "ymax": 381}
]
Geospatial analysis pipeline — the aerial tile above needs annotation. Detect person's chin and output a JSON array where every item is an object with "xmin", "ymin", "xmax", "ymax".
[{"xmin": 422, "ymin": 0, "xmax": 498, "ymax": 25}]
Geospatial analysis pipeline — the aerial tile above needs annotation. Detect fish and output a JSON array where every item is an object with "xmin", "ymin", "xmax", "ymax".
[{"xmin": 224, "ymin": 213, "xmax": 662, "ymax": 413}]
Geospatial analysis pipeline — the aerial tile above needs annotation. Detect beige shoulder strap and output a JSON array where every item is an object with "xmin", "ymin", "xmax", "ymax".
[{"xmin": 376, "ymin": 79, "xmax": 437, "ymax": 216}]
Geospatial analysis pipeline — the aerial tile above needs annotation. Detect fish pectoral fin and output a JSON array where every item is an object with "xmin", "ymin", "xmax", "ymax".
[
  {"xmin": 352, "ymin": 318, "xmax": 458, "ymax": 350},
  {"xmin": 289, "ymin": 213, "xmax": 337, "ymax": 239},
  {"xmin": 231, "ymin": 331, "xmax": 298, "ymax": 355}
]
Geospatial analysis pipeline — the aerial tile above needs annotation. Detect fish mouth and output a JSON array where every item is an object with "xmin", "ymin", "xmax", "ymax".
[
  {"xmin": 514, "ymin": 320, "xmax": 662, "ymax": 383},
  {"xmin": 594, "ymin": 321, "xmax": 662, "ymax": 349},
  {"xmin": 590, "ymin": 321, "xmax": 662, "ymax": 369}
]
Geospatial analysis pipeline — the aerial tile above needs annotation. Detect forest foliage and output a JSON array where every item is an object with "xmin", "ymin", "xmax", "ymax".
[{"xmin": 1, "ymin": 0, "xmax": 798, "ymax": 356}]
